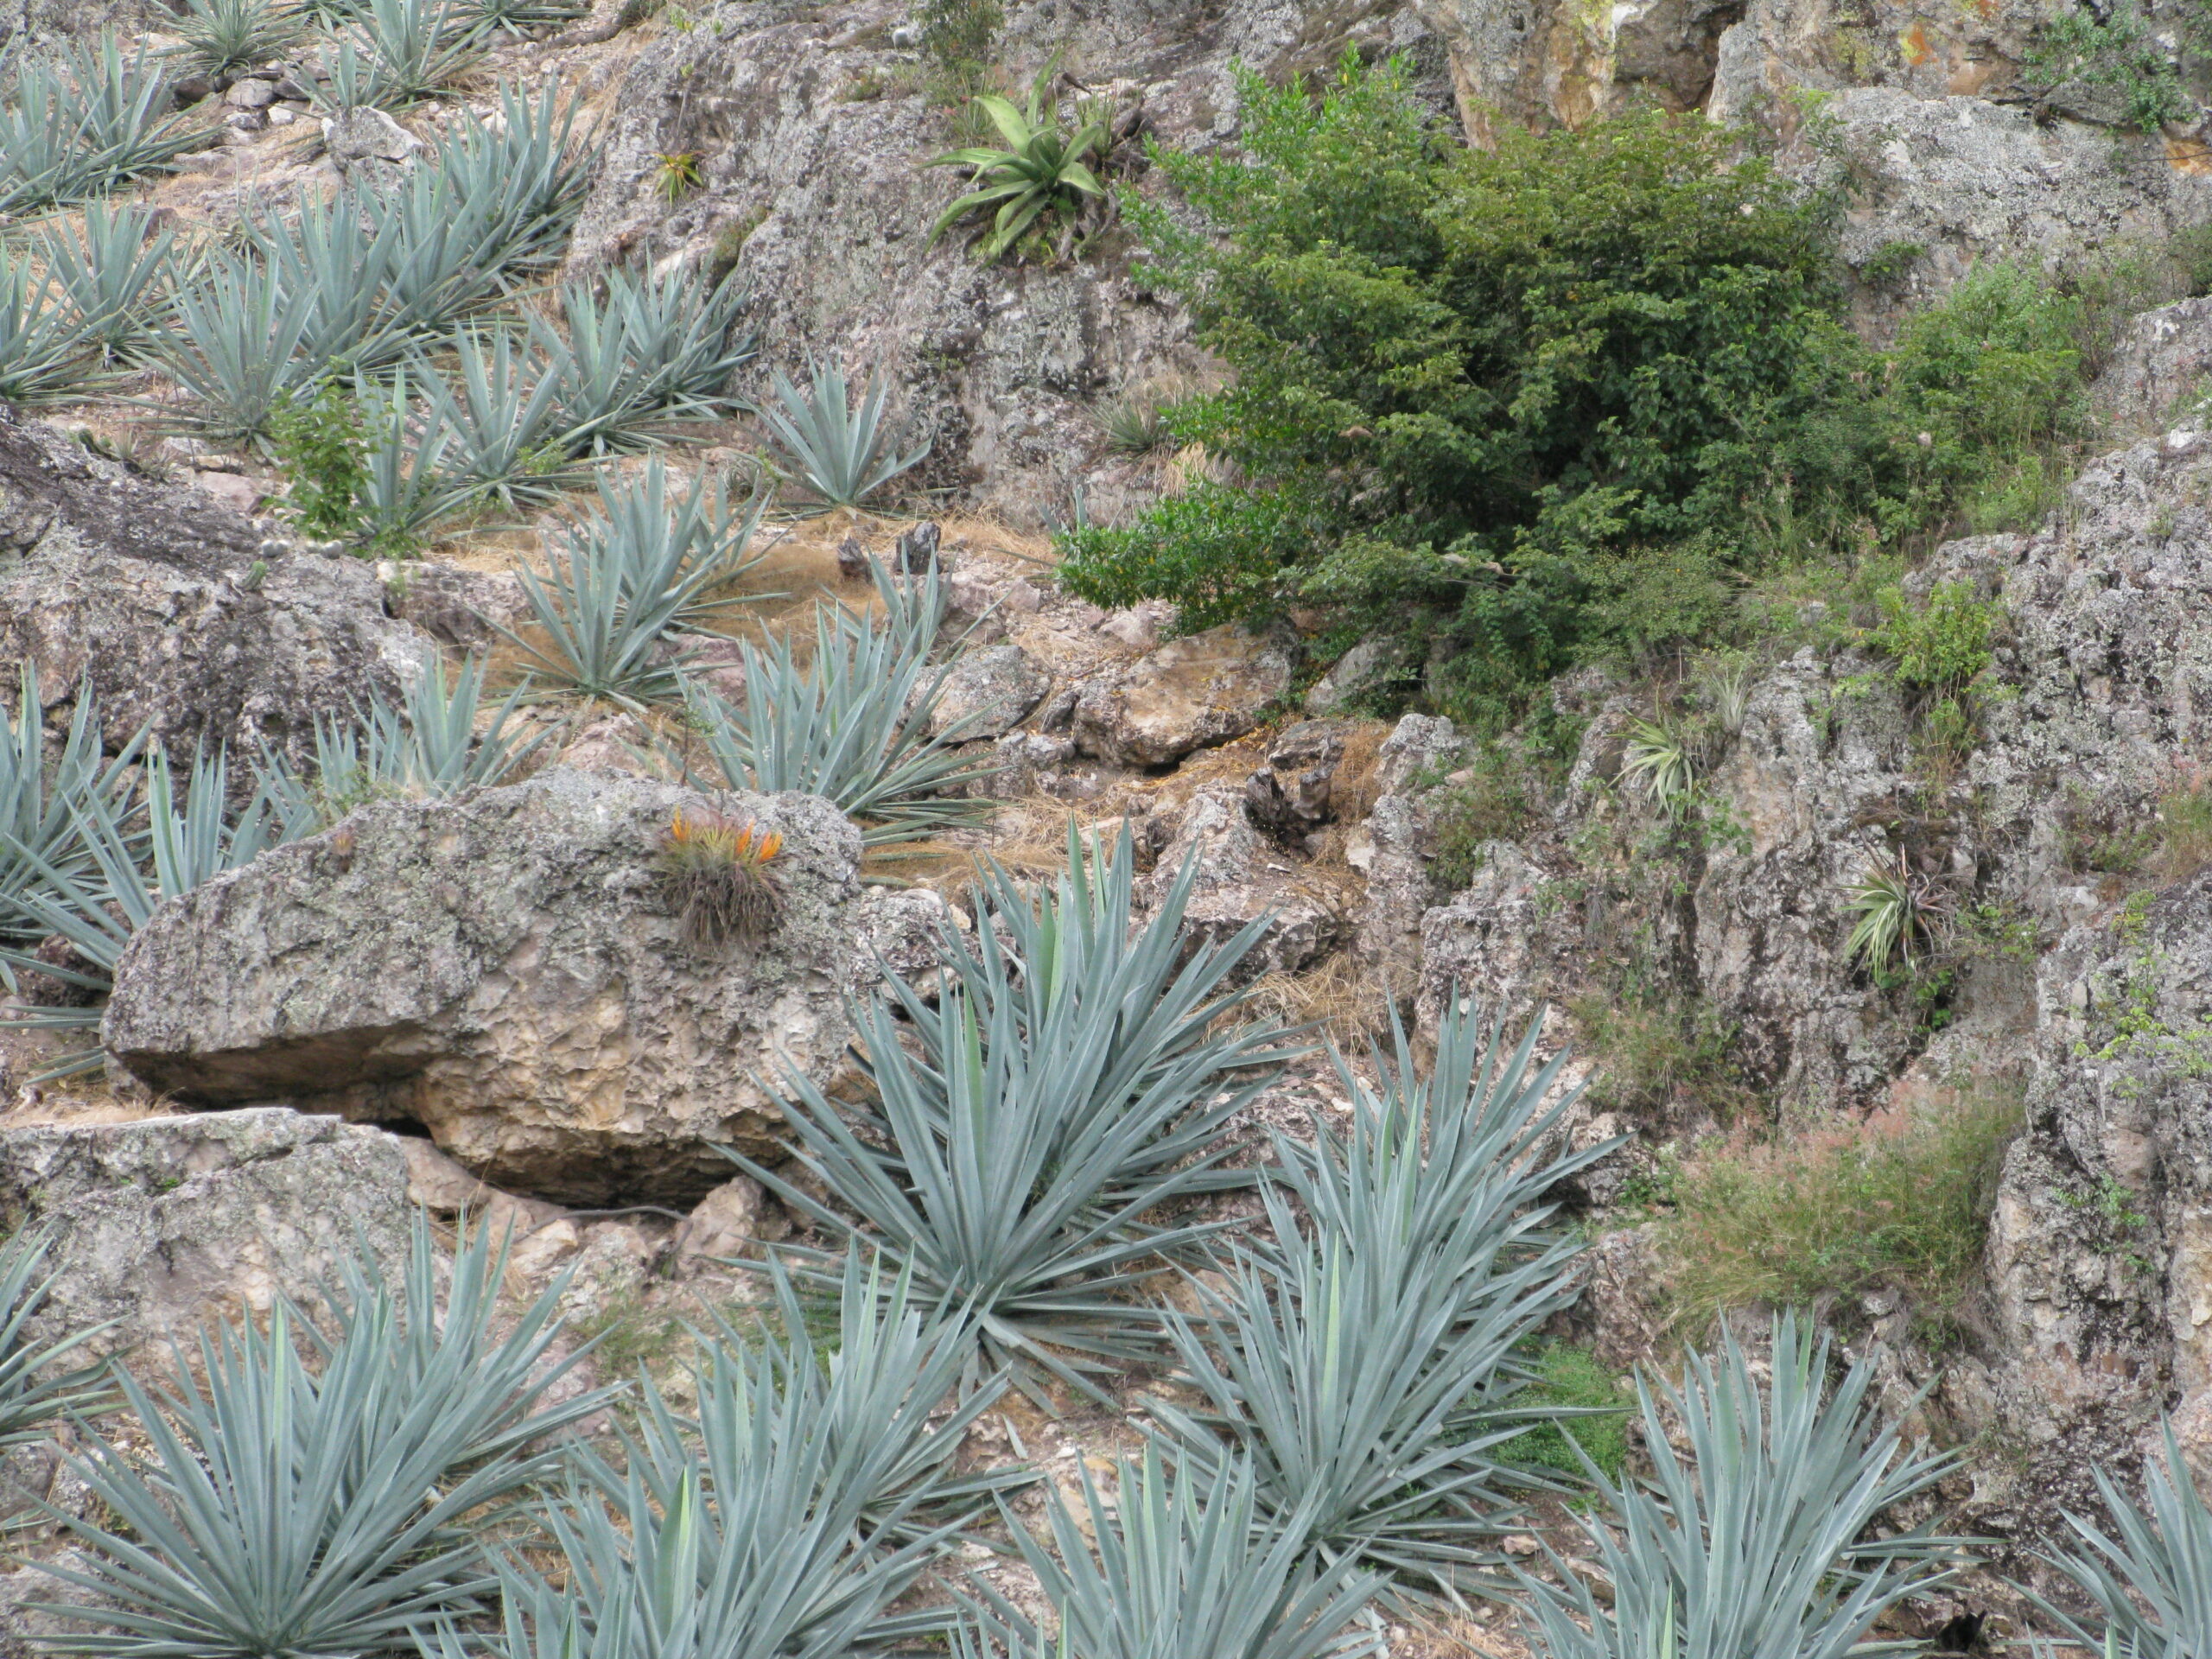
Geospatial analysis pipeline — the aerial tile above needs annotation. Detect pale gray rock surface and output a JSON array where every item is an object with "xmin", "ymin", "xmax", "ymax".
[
  {"xmin": 0, "ymin": 1108, "xmax": 410, "ymax": 1360},
  {"xmin": 1072, "ymin": 624, "xmax": 1294, "ymax": 767},
  {"xmin": 100, "ymin": 769, "xmax": 899, "ymax": 1204}
]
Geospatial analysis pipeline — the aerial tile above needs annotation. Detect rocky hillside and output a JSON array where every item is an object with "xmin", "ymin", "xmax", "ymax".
[{"xmin": 4, "ymin": 0, "xmax": 2212, "ymax": 1649}]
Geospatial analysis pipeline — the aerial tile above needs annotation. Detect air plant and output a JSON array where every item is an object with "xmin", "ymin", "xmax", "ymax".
[
  {"xmin": 656, "ymin": 149, "xmax": 703, "ymax": 202},
  {"xmin": 1620, "ymin": 718, "xmax": 1694, "ymax": 817},
  {"xmin": 1845, "ymin": 849, "xmax": 1949, "ymax": 971},
  {"xmin": 925, "ymin": 87, "xmax": 1109, "ymax": 262},
  {"xmin": 657, "ymin": 808, "xmax": 784, "ymax": 950}
]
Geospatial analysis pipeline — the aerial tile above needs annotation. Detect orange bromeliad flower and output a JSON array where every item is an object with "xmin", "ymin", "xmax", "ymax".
[{"xmin": 666, "ymin": 810, "xmax": 783, "ymax": 867}]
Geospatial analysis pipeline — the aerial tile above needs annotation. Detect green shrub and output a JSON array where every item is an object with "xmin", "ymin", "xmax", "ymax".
[
  {"xmin": 271, "ymin": 381, "xmax": 373, "ymax": 541},
  {"xmin": 1061, "ymin": 52, "xmax": 2099, "ymax": 725},
  {"xmin": 1662, "ymin": 1087, "xmax": 2023, "ymax": 1332},
  {"xmin": 2026, "ymin": 3, "xmax": 2193, "ymax": 134}
]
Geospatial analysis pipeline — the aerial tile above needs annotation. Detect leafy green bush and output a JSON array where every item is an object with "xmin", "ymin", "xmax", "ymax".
[
  {"xmin": 271, "ymin": 381, "xmax": 374, "ymax": 541},
  {"xmin": 1662, "ymin": 1088, "xmax": 2023, "ymax": 1332},
  {"xmin": 2026, "ymin": 3, "xmax": 2193, "ymax": 134},
  {"xmin": 1060, "ymin": 52, "xmax": 2096, "ymax": 726}
]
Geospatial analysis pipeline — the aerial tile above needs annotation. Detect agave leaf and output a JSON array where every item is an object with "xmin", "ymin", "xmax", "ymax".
[
  {"xmin": 2037, "ymin": 1424, "xmax": 2212, "ymax": 1659},
  {"xmin": 0, "ymin": 1227, "xmax": 116, "ymax": 1449},
  {"xmin": 975, "ymin": 93, "xmax": 1035, "ymax": 153},
  {"xmin": 760, "ymin": 359, "xmax": 930, "ymax": 507}
]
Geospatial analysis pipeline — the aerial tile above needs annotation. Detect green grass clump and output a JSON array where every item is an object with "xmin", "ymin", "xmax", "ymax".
[
  {"xmin": 1662, "ymin": 1088, "xmax": 2023, "ymax": 1332},
  {"xmin": 1500, "ymin": 1342, "xmax": 1630, "ymax": 1486}
]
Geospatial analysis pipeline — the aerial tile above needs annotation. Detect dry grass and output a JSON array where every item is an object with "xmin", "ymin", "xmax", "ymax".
[{"xmin": 1246, "ymin": 946, "xmax": 1388, "ymax": 1047}]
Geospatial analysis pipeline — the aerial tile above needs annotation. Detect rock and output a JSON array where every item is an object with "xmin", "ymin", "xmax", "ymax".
[
  {"xmin": 1245, "ymin": 721, "xmax": 1349, "ymax": 838},
  {"xmin": 894, "ymin": 519, "xmax": 941, "ymax": 573},
  {"xmin": 385, "ymin": 561, "xmax": 529, "ymax": 647},
  {"xmin": 931, "ymin": 643, "xmax": 1048, "ymax": 739},
  {"xmin": 397, "ymin": 1135, "xmax": 565, "ymax": 1239},
  {"xmin": 671, "ymin": 1173, "xmax": 787, "ymax": 1267},
  {"xmin": 0, "ymin": 1108, "xmax": 411, "ymax": 1359},
  {"xmin": 2093, "ymin": 296, "xmax": 2212, "ymax": 435},
  {"xmin": 0, "ymin": 410, "xmax": 431, "ymax": 766},
  {"xmin": 225, "ymin": 76, "xmax": 276, "ymax": 108},
  {"xmin": 192, "ymin": 468, "xmax": 262, "ymax": 511},
  {"xmin": 1072, "ymin": 624, "xmax": 1295, "ymax": 768},
  {"xmin": 100, "ymin": 769, "xmax": 893, "ymax": 1205},
  {"xmin": 1416, "ymin": 841, "xmax": 1553, "ymax": 1036},
  {"xmin": 1303, "ymin": 633, "xmax": 1408, "ymax": 715},
  {"xmin": 1148, "ymin": 787, "xmax": 1345, "ymax": 981},
  {"xmin": 555, "ymin": 711, "xmax": 656, "ymax": 777},
  {"xmin": 323, "ymin": 105, "xmax": 423, "ymax": 168},
  {"xmin": 988, "ymin": 729, "xmax": 1077, "ymax": 797},
  {"xmin": 1373, "ymin": 712, "xmax": 1467, "ymax": 794},
  {"xmin": 1101, "ymin": 601, "xmax": 1169, "ymax": 652}
]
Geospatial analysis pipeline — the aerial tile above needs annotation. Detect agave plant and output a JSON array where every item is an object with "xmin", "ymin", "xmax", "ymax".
[
  {"xmin": 2038, "ymin": 1424, "xmax": 2212, "ymax": 1659},
  {"xmin": 0, "ymin": 671, "xmax": 141, "ymax": 951},
  {"xmin": 416, "ymin": 327, "xmax": 586, "ymax": 510},
  {"xmin": 0, "ymin": 746, "xmax": 302, "ymax": 1077},
  {"xmin": 1147, "ymin": 1000, "xmax": 1613, "ymax": 1601},
  {"xmin": 734, "ymin": 824, "xmax": 1294, "ymax": 1403},
  {"xmin": 496, "ymin": 460, "xmax": 771, "ymax": 709},
  {"xmin": 0, "ymin": 35, "xmax": 213, "ymax": 215},
  {"xmin": 445, "ymin": 1254, "xmax": 1007, "ymax": 1659},
  {"xmin": 1518, "ymin": 1313, "xmax": 1963, "ymax": 1659},
  {"xmin": 0, "ymin": 1227, "xmax": 114, "ymax": 1450},
  {"xmin": 461, "ymin": 0, "xmax": 588, "ymax": 35},
  {"xmin": 761, "ymin": 361, "xmax": 931, "ymax": 508},
  {"xmin": 169, "ymin": 0, "xmax": 306, "ymax": 77},
  {"xmin": 925, "ymin": 88, "xmax": 1109, "ymax": 263},
  {"xmin": 344, "ymin": 0, "xmax": 487, "ymax": 107},
  {"xmin": 353, "ymin": 369, "xmax": 474, "ymax": 550},
  {"xmin": 156, "ymin": 250, "xmax": 322, "ymax": 446},
  {"xmin": 972, "ymin": 1447, "xmax": 1385, "ymax": 1659},
  {"xmin": 248, "ymin": 189, "xmax": 414, "ymax": 375},
  {"xmin": 36, "ymin": 201, "xmax": 180, "ymax": 365},
  {"xmin": 0, "ymin": 251, "xmax": 105, "ymax": 406},
  {"xmin": 258, "ymin": 652, "xmax": 543, "ymax": 834},
  {"xmin": 677, "ymin": 563, "xmax": 995, "ymax": 846},
  {"xmin": 29, "ymin": 1219, "xmax": 612, "ymax": 1657},
  {"xmin": 1845, "ymin": 849, "xmax": 1948, "ymax": 971},
  {"xmin": 548, "ymin": 267, "xmax": 754, "ymax": 453},
  {"xmin": 1620, "ymin": 717, "xmax": 1694, "ymax": 816},
  {"xmin": 427, "ymin": 79, "xmax": 594, "ymax": 282}
]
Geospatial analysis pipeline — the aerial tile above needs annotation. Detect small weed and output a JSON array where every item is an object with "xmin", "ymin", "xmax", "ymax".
[
  {"xmin": 1867, "ymin": 580, "xmax": 2002, "ymax": 763},
  {"xmin": 655, "ymin": 150, "xmax": 703, "ymax": 203},
  {"xmin": 1570, "ymin": 993, "xmax": 1756, "ymax": 1126},
  {"xmin": 1663, "ymin": 1085, "xmax": 2025, "ymax": 1334},
  {"xmin": 2157, "ymin": 770, "xmax": 2212, "ymax": 881},
  {"xmin": 1497, "ymin": 1341, "xmax": 1630, "ymax": 1488},
  {"xmin": 270, "ymin": 380, "xmax": 369, "ymax": 543}
]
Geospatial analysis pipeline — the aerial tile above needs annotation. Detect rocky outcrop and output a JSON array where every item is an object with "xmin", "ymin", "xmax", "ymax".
[
  {"xmin": 1147, "ymin": 786, "xmax": 1348, "ymax": 982},
  {"xmin": 2094, "ymin": 296, "xmax": 2212, "ymax": 435},
  {"xmin": 931, "ymin": 642, "xmax": 1049, "ymax": 738},
  {"xmin": 0, "ymin": 1108, "xmax": 410, "ymax": 1358},
  {"xmin": 0, "ymin": 411, "xmax": 431, "ymax": 764},
  {"xmin": 99, "ymin": 769, "xmax": 926, "ymax": 1205},
  {"xmin": 1072, "ymin": 623, "xmax": 1294, "ymax": 768}
]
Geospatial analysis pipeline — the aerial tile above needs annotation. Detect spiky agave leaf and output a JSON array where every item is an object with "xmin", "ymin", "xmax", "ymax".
[
  {"xmin": 415, "ymin": 325, "xmax": 587, "ymax": 510},
  {"xmin": 423, "ymin": 79, "xmax": 594, "ymax": 283},
  {"xmin": 28, "ymin": 1217, "xmax": 613, "ymax": 1657},
  {"xmin": 1517, "ymin": 1313, "xmax": 1964, "ymax": 1659},
  {"xmin": 2039, "ymin": 1423, "xmax": 2212, "ymax": 1659},
  {"xmin": 761, "ymin": 360, "xmax": 930, "ymax": 507},
  {"xmin": 0, "ymin": 747, "xmax": 301, "ymax": 1077},
  {"xmin": 972, "ymin": 1446, "xmax": 1386, "ymax": 1659},
  {"xmin": 494, "ymin": 458, "xmax": 770, "ymax": 709},
  {"xmin": 353, "ymin": 367, "xmax": 475, "ymax": 550},
  {"xmin": 156, "ymin": 249, "xmax": 323, "ymax": 446},
  {"xmin": 0, "ymin": 670, "xmax": 142, "ymax": 955},
  {"xmin": 34, "ymin": 200, "xmax": 178, "ymax": 365},
  {"xmin": 0, "ymin": 1226, "xmax": 115, "ymax": 1450},
  {"xmin": 0, "ymin": 249, "xmax": 106, "ymax": 405},
  {"xmin": 168, "ymin": 0, "xmax": 306, "ymax": 78},
  {"xmin": 446, "ymin": 1254, "xmax": 1002, "ymax": 1659},
  {"xmin": 1146, "ymin": 998, "xmax": 1618, "ymax": 1603},
  {"xmin": 459, "ymin": 0, "xmax": 587, "ymax": 35},
  {"xmin": 343, "ymin": 0, "xmax": 487, "ymax": 108},
  {"xmin": 925, "ymin": 89, "xmax": 1109, "ymax": 262},
  {"xmin": 548, "ymin": 266, "xmax": 753, "ymax": 454},
  {"xmin": 732, "ymin": 824, "xmax": 1295, "ymax": 1404},
  {"xmin": 0, "ymin": 35, "xmax": 214, "ymax": 215},
  {"xmin": 677, "ymin": 561, "xmax": 994, "ymax": 846}
]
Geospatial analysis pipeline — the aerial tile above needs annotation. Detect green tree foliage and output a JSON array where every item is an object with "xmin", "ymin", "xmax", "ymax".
[{"xmin": 1061, "ymin": 54, "xmax": 2089, "ymax": 726}]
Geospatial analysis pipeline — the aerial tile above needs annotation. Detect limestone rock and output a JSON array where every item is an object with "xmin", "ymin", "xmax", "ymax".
[
  {"xmin": 1245, "ymin": 721, "xmax": 1349, "ymax": 839},
  {"xmin": 0, "ymin": 410, "xmax": 431, "ymax": 765},
  {"xmin": 1148, "ymin": 787, "xmax": 1345, "ymax": 981},
  {"xmin": 931, "ymin": 643, "xmax": 1048, "ymax": 739},
  {"xmin": 1072, "ymin": 625, "xmax": 1295, "ymax": 768},
  {"xmin": 323, "ymin": 105, "xmax": 423, "ymax": 168},
  {"xmin": 2093, "ymin": 296, "xmax": 2212, "ymax": 435},
  {"xmin": 0, "ymin": 1108, "xmax": 411, "ymax": 1359},
  {"xmin": 1303, "ymin": 634, "xmax": 1410, "ymax": 715},
  {"xmin": 672, "ymin": 1173, "xmax": 786, "ymax": 1267},
  {"xmin": 385, "ymin": 561, "xmax": 529, "ymax": 648},
  {"xmin": 99, "ymin": 769, "xmax": 896, "ymax": 1204},
  {"xmin": 1416, "ymin": 841, "xmax": 1552, "ymax": 1036}
]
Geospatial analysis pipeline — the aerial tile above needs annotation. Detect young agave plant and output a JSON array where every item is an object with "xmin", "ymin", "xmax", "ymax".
[
  {"xmin": 441, "ymin": 1254, "xmax": 1007, "ymax": 1659},
  {"xmin": 548, "ymin": 267, "xmax": 754, "ymax": 453},
  {"xmin": 969, "ymin": 1446, "xmax": 1386, "ymax": 1659},
  {"xmin": 0, "ymin": 671, "xmax": 141, "ymax": 954},
  {"xmin": 0, "ymin": 251, "xmax": 105, "ymax": 408},
  {"xmin": 0, "ymin": 34, "xmax": 213, "ymax": 215},
  {"xmin": 0, "ymin": 1227, "xmax": 115, "ymax": 1450},
  {"xmin": 169, "ymin": 0, "xmax": 306, "ymax": 78},
  {"xmin": 29, "ymin": 1219, "xmax": 613, "ymax": 1656},
  {"xmin": 35, "ymin": 202, "xmax": 179, "ymax": 366},
  {"xmin": 156, "ymin": 250, "xmax": 322, "ymax": 446},
  {"xmin": 353, "ymin": 368, "xmax": 474, "ymax": 550},
  {"xmin": 925, "ymin": 89, "xmax": 1110, "ymax": 262},
  {"xmin": 495, "ymin": 459, "xmax": 771, "ymax": 709},
  {"xmin": 677, "ymin": 563, "xmax": 995, "ymax": 846},
  {"xmin": 415, "ymin": 327, "xmax": 585, "ymax": 511},
  {"xmin": 1147, "ymin": 998, "xmax": 1614, "ymax": 1602},
  {"xmin": 2038, "ymin": 1423, "xmax": 2212, "ymax": 1659},
  {"xmin": 761, "ymin": 360, "xmax": 931, "ymax": 508},
  {"xmin": 255, "ymin": 651, "xmax": 544, "ymax": 831},
  {"xmin": 734, "ymin": 823, "xmax": 1295, "ymax": 1404},
  {"xmin": 1517, "ymin": 1313, "xmax": 1963, "ymax": 1659},
  {"xmin": 345, "ymin": 0, "xmax": 487, "ymax": 108}
]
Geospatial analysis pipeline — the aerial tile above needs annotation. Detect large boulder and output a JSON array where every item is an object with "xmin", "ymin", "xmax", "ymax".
[
  {"xmin": 0, "ymin": 412, "xmax": 431, "ymax": 764},
  {"xmin": 100, "ymin": 769, "xmax": 929, "ymax": 1204},
  {"xmin": 0, "ymin": 1107, "xmax": 411, "ymax": 1359},
  {"xmin": 1072, "ymin": 624, "xmax": 1295, "ymax": 768}
]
